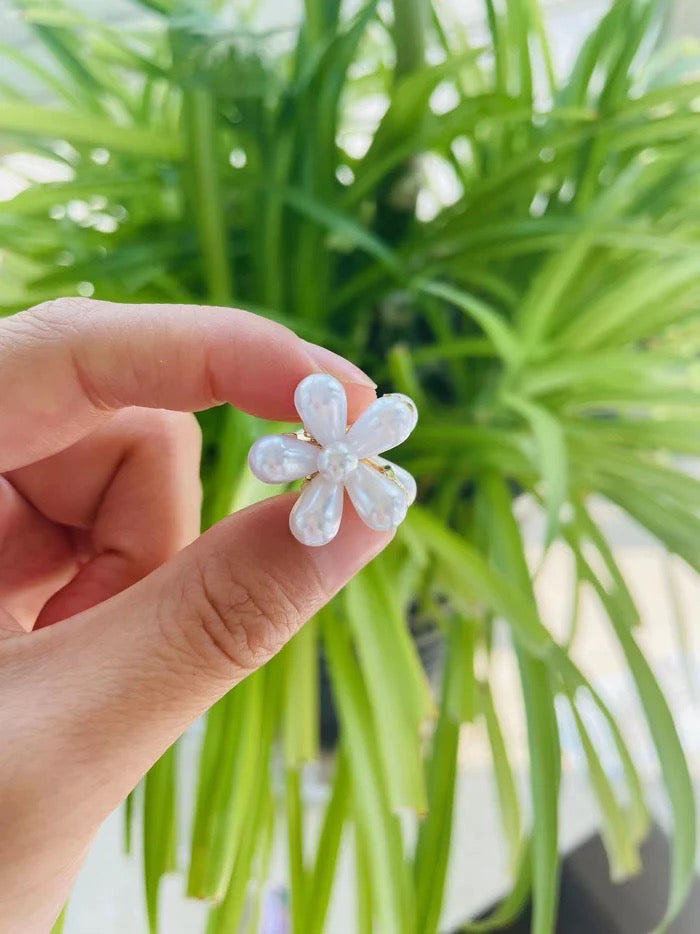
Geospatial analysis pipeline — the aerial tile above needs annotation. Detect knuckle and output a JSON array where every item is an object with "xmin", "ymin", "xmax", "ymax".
[
  {"xmin": 173, "ymin": 552, "xmax": 302, "ymax": 676},
  {"xmin": 31, "ymin": 295, "xmax": 85, "ymax": 317},
  {"xmin": 0, "ymin": 297, "xmax": 78, "ymax": 349},
  {"xmin": 26, "ymin": 296, "xmax": 94, "ymax": 332},
  {"xmin": 8, "ymin": 298, "xmax": 110, "ymax": 410}
]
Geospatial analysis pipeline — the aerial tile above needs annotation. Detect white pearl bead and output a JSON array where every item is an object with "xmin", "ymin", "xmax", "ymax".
[
  {"xmin": 346, "ymin": 393, "xmax": 418, "ymax": 459},
  {"xmin": 248, "ymin": 434, "xmax": 319, "ymax": 484},
  {"xmin": 345, "ymin": 461, "xmax": 408, "ymax": 531},
  {"xmin": 317, "ymin": 441, "xmax": 358, "ymax": 482},
  {"xmin": 294, "ymin": 373, "xmax": 347, "ymax": 447},
  {"xmin": 289, "ymin": 475, "xmax": 344, "ymax": 546}
]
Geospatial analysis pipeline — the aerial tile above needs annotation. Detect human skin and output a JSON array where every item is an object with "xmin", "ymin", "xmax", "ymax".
[{"xmin": 0, "ymin": 297, "xmax": 391, "ymax": 933}]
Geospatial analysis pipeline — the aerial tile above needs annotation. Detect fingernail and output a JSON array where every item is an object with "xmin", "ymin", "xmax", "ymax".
[{"xmin": 302, "ymin": 340, "xmax": 377, "ymax": 389}]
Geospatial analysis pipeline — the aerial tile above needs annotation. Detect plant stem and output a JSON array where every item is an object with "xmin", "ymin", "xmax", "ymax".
[
  {"xmin": 181, "ymin": 86, "xmax": 233, "ymax": 304},
  {"xmin": 303, "ymin": 0, "xmax": 341, "ymax": 47},
  {"xmin": 392, "ymin": 0, "xmax": 427, "ymax": 79}
]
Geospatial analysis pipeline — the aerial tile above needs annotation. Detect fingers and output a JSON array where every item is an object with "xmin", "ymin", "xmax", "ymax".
[
  {"xmin": 0, "ymin": 478, "xmax": 76, "ymax": 630},
  {"xmin": 0, "ymin": 298, "xmax": 376, "ymax": 471},
  {"xmin": 7, "ymin": 408, "xmax": 203, "ymax": 627},
  {"xmin": 2, "ymin": 496, "xmax": 391, "ymax": 826}
]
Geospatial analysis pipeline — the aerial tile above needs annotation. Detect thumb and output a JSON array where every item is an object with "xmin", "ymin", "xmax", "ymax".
[{"xmin": 2, "ymin": 495, "xmax": 390, "ymax": 824}]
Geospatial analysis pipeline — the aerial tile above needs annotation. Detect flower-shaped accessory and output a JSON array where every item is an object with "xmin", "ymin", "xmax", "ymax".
[{"xmin": 248, "ymin": 373, "xmax": 418, "ymax": 546}]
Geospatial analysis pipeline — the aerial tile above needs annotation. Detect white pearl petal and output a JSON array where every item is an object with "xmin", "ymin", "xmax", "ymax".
[
  {"xmin": 294, "ymin": 373, "xmax": 347, "ymax": 447},
  {"xmin": 290, "ymin": 475, "xmax": 344, "ymax": 546},
  {"xmin": 248, "ymin": 434, "xmax": 319, "ymax": 484},
  {"xmin": 345, "ymin": 461, "xmax": 409, "ymax": 532},
  {"xmin": 372, "ymin": 456, "xmax": 417, "ymax": 505},
  {"xmin": 346, "ymin": 393, "xmax": 418, "ymax": 459}
]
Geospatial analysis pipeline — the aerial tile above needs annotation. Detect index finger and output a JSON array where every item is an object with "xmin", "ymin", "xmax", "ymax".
[{"xmin": 0, "ymin": 297, "xmax": 376, "ymax": 471}]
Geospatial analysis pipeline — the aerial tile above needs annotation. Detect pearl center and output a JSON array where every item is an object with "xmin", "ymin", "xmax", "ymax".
[{"xmin": 317, "ymin": 442, "xmax": 358, "ymax": 482}]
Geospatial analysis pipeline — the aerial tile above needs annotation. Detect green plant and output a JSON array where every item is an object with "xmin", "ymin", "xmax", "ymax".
[{"xmin": 2, "ymin": 0, "xmax": 700, "ymax": 931}]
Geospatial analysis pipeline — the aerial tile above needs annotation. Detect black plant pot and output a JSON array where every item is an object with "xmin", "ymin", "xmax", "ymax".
[{"xmin": 465, "ymin": 824, "xmax": 700, "ymax": 933}]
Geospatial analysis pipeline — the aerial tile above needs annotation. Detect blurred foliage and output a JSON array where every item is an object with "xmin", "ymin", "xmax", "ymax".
[{"xmin": 2, "ymin": 0, "xmax": 700, "ymax": 931}]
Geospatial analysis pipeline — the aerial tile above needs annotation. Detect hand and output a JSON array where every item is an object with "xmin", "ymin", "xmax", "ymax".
[{"xmin": 0, "ymin": 298, "xmax": 389, "ymax": 933}]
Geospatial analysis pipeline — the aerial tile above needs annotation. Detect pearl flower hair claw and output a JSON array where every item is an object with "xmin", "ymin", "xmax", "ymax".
[{"xmin": 248, "ymin": 373, "xmax": 418, "ymax": 546}]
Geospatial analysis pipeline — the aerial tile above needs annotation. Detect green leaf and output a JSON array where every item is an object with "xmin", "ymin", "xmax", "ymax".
[
  {"xmin": 479, "ymin": 474, "xmax": 561, "ymax": 934},
  {"xmin": 517, "ymin": 652, "xmax": 560, "ymax": 934},
  {"xmin": 281, "ymin": 185, "xmax": 403, "ymax": 275},
  {"xmin": 367, "ymin": 557, "xmax": 436, "ymax": 729},
  {"xmin": 417, "ymin": 280, "xmax": 521, "ymax": 366},
  {"xmin": 557, "ymin": 257, "xmax": 700, "ymax": 350},
  {"xmin": 0, "ymin": 177, "xmax": 162, "ymax": 216},
  {"xmin": 517, "ymin": 229, "xmax": 596, "ymax": 347},
  {"xmin": 207, "ymin": 781, "xmax": 275, "ymax": 934},
  {"xmin": 281, "ymin": 623, "xmax": 318, "ymax": 934},
  {"xmin": 594, "ymin": 475, "xmax": 700, "ymax": 573},
  {"xmin": 571, "ymin": 417, "xmax": 700, "ymax": 458},
  {"xmin": 463, "ymin": 841, "xmax": 532, "ymax": 931},
  {"xmin": 506, "ymin": 0, "xmax": 534, "ymax": 103},
  {"xmin": 563, "ymin": 528, "xmax": 695, "ymax": 926},
  {"xmin": 613, "ymin": 624, "xmax": 696, "ymax": 926},
  {"xmin": 187, "ymin": 674, "xmax": 266, "ymax": 900},
  {"xmin": 573, "ymin": 500, "xmax": 640, "ymax": 629},
  {"xmin": 526, "ymin": 0, "xmax": 556, "ymax": 95},
  {"xmin": 50, "ymin": 905, "xmax": 68, "ymax": 934},
  {"xmin": 286, "ymin": 766, "xmax": 307, "ymax": 934},
  {"xmin": 407, "ymin": 507, "xmax": 552, "ymax": 656},
  {"xmin": 306, "ymin": 755, "xmax": 351, "ymax": 934},
  {"xmin": 445, "ymin": 617, "xmax": 478, "ymax": 724},
  {"xmin": 345, "ymin": 565, "xmax": 429, "ymax": 814},
  {"xmin": 480, "ymin": 683, "xmax": 522, "ymax": 872},
  {"xmin": 387, "ymin": 343, "xmax": 428, "ymax": 409},
  {"xmin": 143, "ymin": 744, "xmax": 177, "ymax": 934},
  {"xmin": 206, "ymin": 668, "xmax": 280, "ymax": 934},
  {"xmin": 662, "ymin": 553, "xmax": 699, "ymax": 703},
  {"xmin": 355, "ymin": 818, "xmax": 375, "ymax": 934},
  {"xmin": 283, "ymin": 618, "xmax": 319, "ymax": 766},
  {"xmin": 555, "ymin": 652, "xmax": 649, "ymax": 847},
  {"xmin": 357, "ymin": 50, "xmax": 485, "ymax": 169},
  {"xmin": 0, "ymin": 102, "xmax": 182, "ymax": 159},
  {"xmin": 505, "ymin": 395, "xmax": 568, "ymax": 546},
  {"xmin": 0, "ymin": 41, "xmax": 86, "ymax": 106},
  {"xmin": 27, "ymin": 20, "xmax": 112, "ymax": 114},
  {"xmin": 485, "ymin": 0, "xmax": 508, "ymax": 95},
  {"xmin": 568, "ymin": 694, "xmax": 641, "ymax": 879},
  {"xmin": 124, "ymin": 789, "xmax": 135, "ymax": 855},
  {"xmin": 414, "ymin": 626, "xmax": 461, "ymax": 934},
  {"xmin": 322, "ymin": 608, "xmax": 409, "ymax": 934}
]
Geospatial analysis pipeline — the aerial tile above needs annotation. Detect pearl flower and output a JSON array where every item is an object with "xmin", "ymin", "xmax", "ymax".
[{"xmin": 248, "ymin": 373, "xmax": 418, "ymax": 546}]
